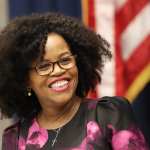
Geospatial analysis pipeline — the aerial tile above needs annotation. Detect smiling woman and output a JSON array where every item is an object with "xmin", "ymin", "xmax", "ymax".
[
  {"xmin": 0, "ymin": 13, "xmax": 149, "ymax": 149},
  {"xmin": 28, "ymin": 33, "xmax": 79, "ymax": 110}
]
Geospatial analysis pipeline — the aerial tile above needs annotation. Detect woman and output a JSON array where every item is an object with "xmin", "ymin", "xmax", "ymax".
[{"xmin": 0, "ymin": 13, "xmax": 148, "ymax": 150}]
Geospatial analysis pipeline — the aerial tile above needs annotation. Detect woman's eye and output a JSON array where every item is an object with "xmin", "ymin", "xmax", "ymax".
[
  {"xmin": 37, "ymin": 62, "xmax": 51, "ymax": 70},
  {"xmin": 59, "ymin": 57, "xmax": 71, "ymax": 65}
]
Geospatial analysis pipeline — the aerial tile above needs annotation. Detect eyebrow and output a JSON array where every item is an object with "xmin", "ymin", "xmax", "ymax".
[
  {"xmin": 42, "ymin": 51, "xmax": 72, "ymax": 62},
  {"xmin": 59, "ymin": 51, "xmax": 72, "ymax": 58}
]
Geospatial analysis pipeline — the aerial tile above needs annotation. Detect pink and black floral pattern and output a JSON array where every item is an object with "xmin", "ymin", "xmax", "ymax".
[{"xmin": 2, "ymin": 97, "xmax": 149, "ymax": 150}]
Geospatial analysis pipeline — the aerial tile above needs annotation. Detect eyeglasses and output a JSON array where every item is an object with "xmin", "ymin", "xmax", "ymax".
[{"xmin": 33, "ymin": 54, "xmax": 76, "ymax": 76}]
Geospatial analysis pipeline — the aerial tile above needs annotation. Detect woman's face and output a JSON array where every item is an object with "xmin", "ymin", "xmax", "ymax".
[{"xmin": 28, "ymin": 33, "xmax": 78, "ymax": 108}]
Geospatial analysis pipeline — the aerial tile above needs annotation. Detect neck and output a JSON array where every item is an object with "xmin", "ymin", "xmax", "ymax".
[{"xmin": 37, "ymin": 96, "xmax": 82, "ymax": 129}]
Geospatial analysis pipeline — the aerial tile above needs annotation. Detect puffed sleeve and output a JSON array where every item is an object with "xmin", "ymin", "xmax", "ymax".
[{"xmin": 96, "ymin": 96, "xmax": 149, "ymax": 150}]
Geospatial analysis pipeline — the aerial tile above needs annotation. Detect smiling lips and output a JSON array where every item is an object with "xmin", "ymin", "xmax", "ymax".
[{"xmin": 48, "ymin": 79, "xmax": 70, "ymax": 92}]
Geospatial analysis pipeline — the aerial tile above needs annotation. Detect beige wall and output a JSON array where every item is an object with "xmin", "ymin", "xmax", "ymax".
[{"xmin": 0, "ymin": 0, "xmax": 9, "ymax": 29}]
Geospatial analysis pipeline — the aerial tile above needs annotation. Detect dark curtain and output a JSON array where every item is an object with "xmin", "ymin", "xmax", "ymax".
[{"xmin": 8, "ymin": 0, "xmax": 81, "ymax": 19}]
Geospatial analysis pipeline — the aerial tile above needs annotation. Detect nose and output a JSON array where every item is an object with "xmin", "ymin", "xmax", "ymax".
[{"xmin": 50, "ymin": 63, "xmax": 66, "ymax": 76}]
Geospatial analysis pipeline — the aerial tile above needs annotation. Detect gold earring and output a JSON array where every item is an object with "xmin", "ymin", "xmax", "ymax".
[{"xmin": 27, "ymin": 87, "xmax": 32, "ymax": 96}]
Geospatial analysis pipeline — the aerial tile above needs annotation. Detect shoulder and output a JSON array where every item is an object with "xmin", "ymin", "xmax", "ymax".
[
  {"xmin": 85, "ymin": 96, "xmax": 132, "ymax": 112},
  {"xmin": 3, "ymin": 118, "xmax": 32, "ymax": 137},
  {"xmin": 2, "ymin": 119, "xmax": 30, "ymax": 145},
  {"xmin": 98, "ymin": 96, "xmax": 133, "ymax": 112},
  {"xmin": 98, "ymin": 96, "xmax": 134, "ymax": 117},
  {"xmin": 2, "ymin": 121, "xmax": 21, "ymax": 150},
  {"xmin": 84, "ymin": 96, "xmax": 135, "ymax": 128},
  {"xmin": 3, "ymin": 121, "xmax": 20, "ymax": 136}
]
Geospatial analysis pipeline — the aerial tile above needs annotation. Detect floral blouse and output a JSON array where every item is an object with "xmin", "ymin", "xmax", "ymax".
[{"xmin": 2, "ymin": 97, "xmax": 149, "ymax": 150}]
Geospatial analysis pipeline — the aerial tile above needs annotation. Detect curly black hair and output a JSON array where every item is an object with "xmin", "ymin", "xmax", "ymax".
[{"xmin": 0, "ymin": 12, "xmax": 111, "ymax": 119}]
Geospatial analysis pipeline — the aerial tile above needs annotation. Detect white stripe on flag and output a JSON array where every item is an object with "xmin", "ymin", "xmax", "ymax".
[
  {"xmin": 121, "ymin": 3, "xmax": 150, "ymax": 60},
  {"xmin": 95, "ymin": 0, "xmax": 115, "ymax": 97},
  {"xmin": 115, "ymin": 0, "xmax": 127, "ymax": 9},
  {"xmin": 0, "ymin": 0, "xmax": 9, "ymax": 29}
]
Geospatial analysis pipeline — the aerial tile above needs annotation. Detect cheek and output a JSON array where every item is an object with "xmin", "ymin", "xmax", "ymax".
[
  {"xmin": 71, "ymin": 65, "xmax": 78, "ymax": 76},
  {"xmin": 29, "ymin": 73, "xmax": 46, "ymax": 93},
  {"xmin": 71, "ymin": 66, "xmax": 79, "ymax": 86}
]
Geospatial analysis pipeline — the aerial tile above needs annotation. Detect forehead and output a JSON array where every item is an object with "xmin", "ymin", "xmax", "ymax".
[{"xmin": 44, "ymin": 33, "xmax": 71, "ymax": 60}]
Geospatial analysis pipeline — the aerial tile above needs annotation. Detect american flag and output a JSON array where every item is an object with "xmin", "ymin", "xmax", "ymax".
[{"xmin": 82, "ymin": 0, "xmax": 150, "ymax": 102}]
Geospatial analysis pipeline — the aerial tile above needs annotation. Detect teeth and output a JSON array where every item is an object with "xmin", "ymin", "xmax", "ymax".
[{"xmin": 50, "ymin": 80, "xmax": 69, "ymax": 88}]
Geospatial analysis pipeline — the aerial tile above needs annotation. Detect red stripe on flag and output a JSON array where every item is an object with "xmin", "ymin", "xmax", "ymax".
[
  {"xmin": 86, "ymin": 0, "xmax": 98, "ymax": 98},
  {"xmin": 115, "ymin": 39, "xmax": 126, "ymax": 96},
  {"xmin": 125, "ymin": 35, "xmax": 150, "ymax": 88},
  {"xmin": 116, "ymin": 0, "xmax": 148, "ymax": 37},
  {"xmin": 115, "ymin": 0, "xmax": 150, "ymax": 96},
  {"xmin": 87, "ymin": 89, "xmax": 97, "ymax": 99},
  {"xmin": 115, "ymin": 34, "xmax": 150, "ymax": 95},
  {"xmin": 88, "ymin": 0, "xmax": 96, "ymax": 30}
]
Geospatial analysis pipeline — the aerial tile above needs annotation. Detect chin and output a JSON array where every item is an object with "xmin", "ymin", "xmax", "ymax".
[{"xmin": 49, "ymin": 93, "xmax": 75, "ymax": 106}]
